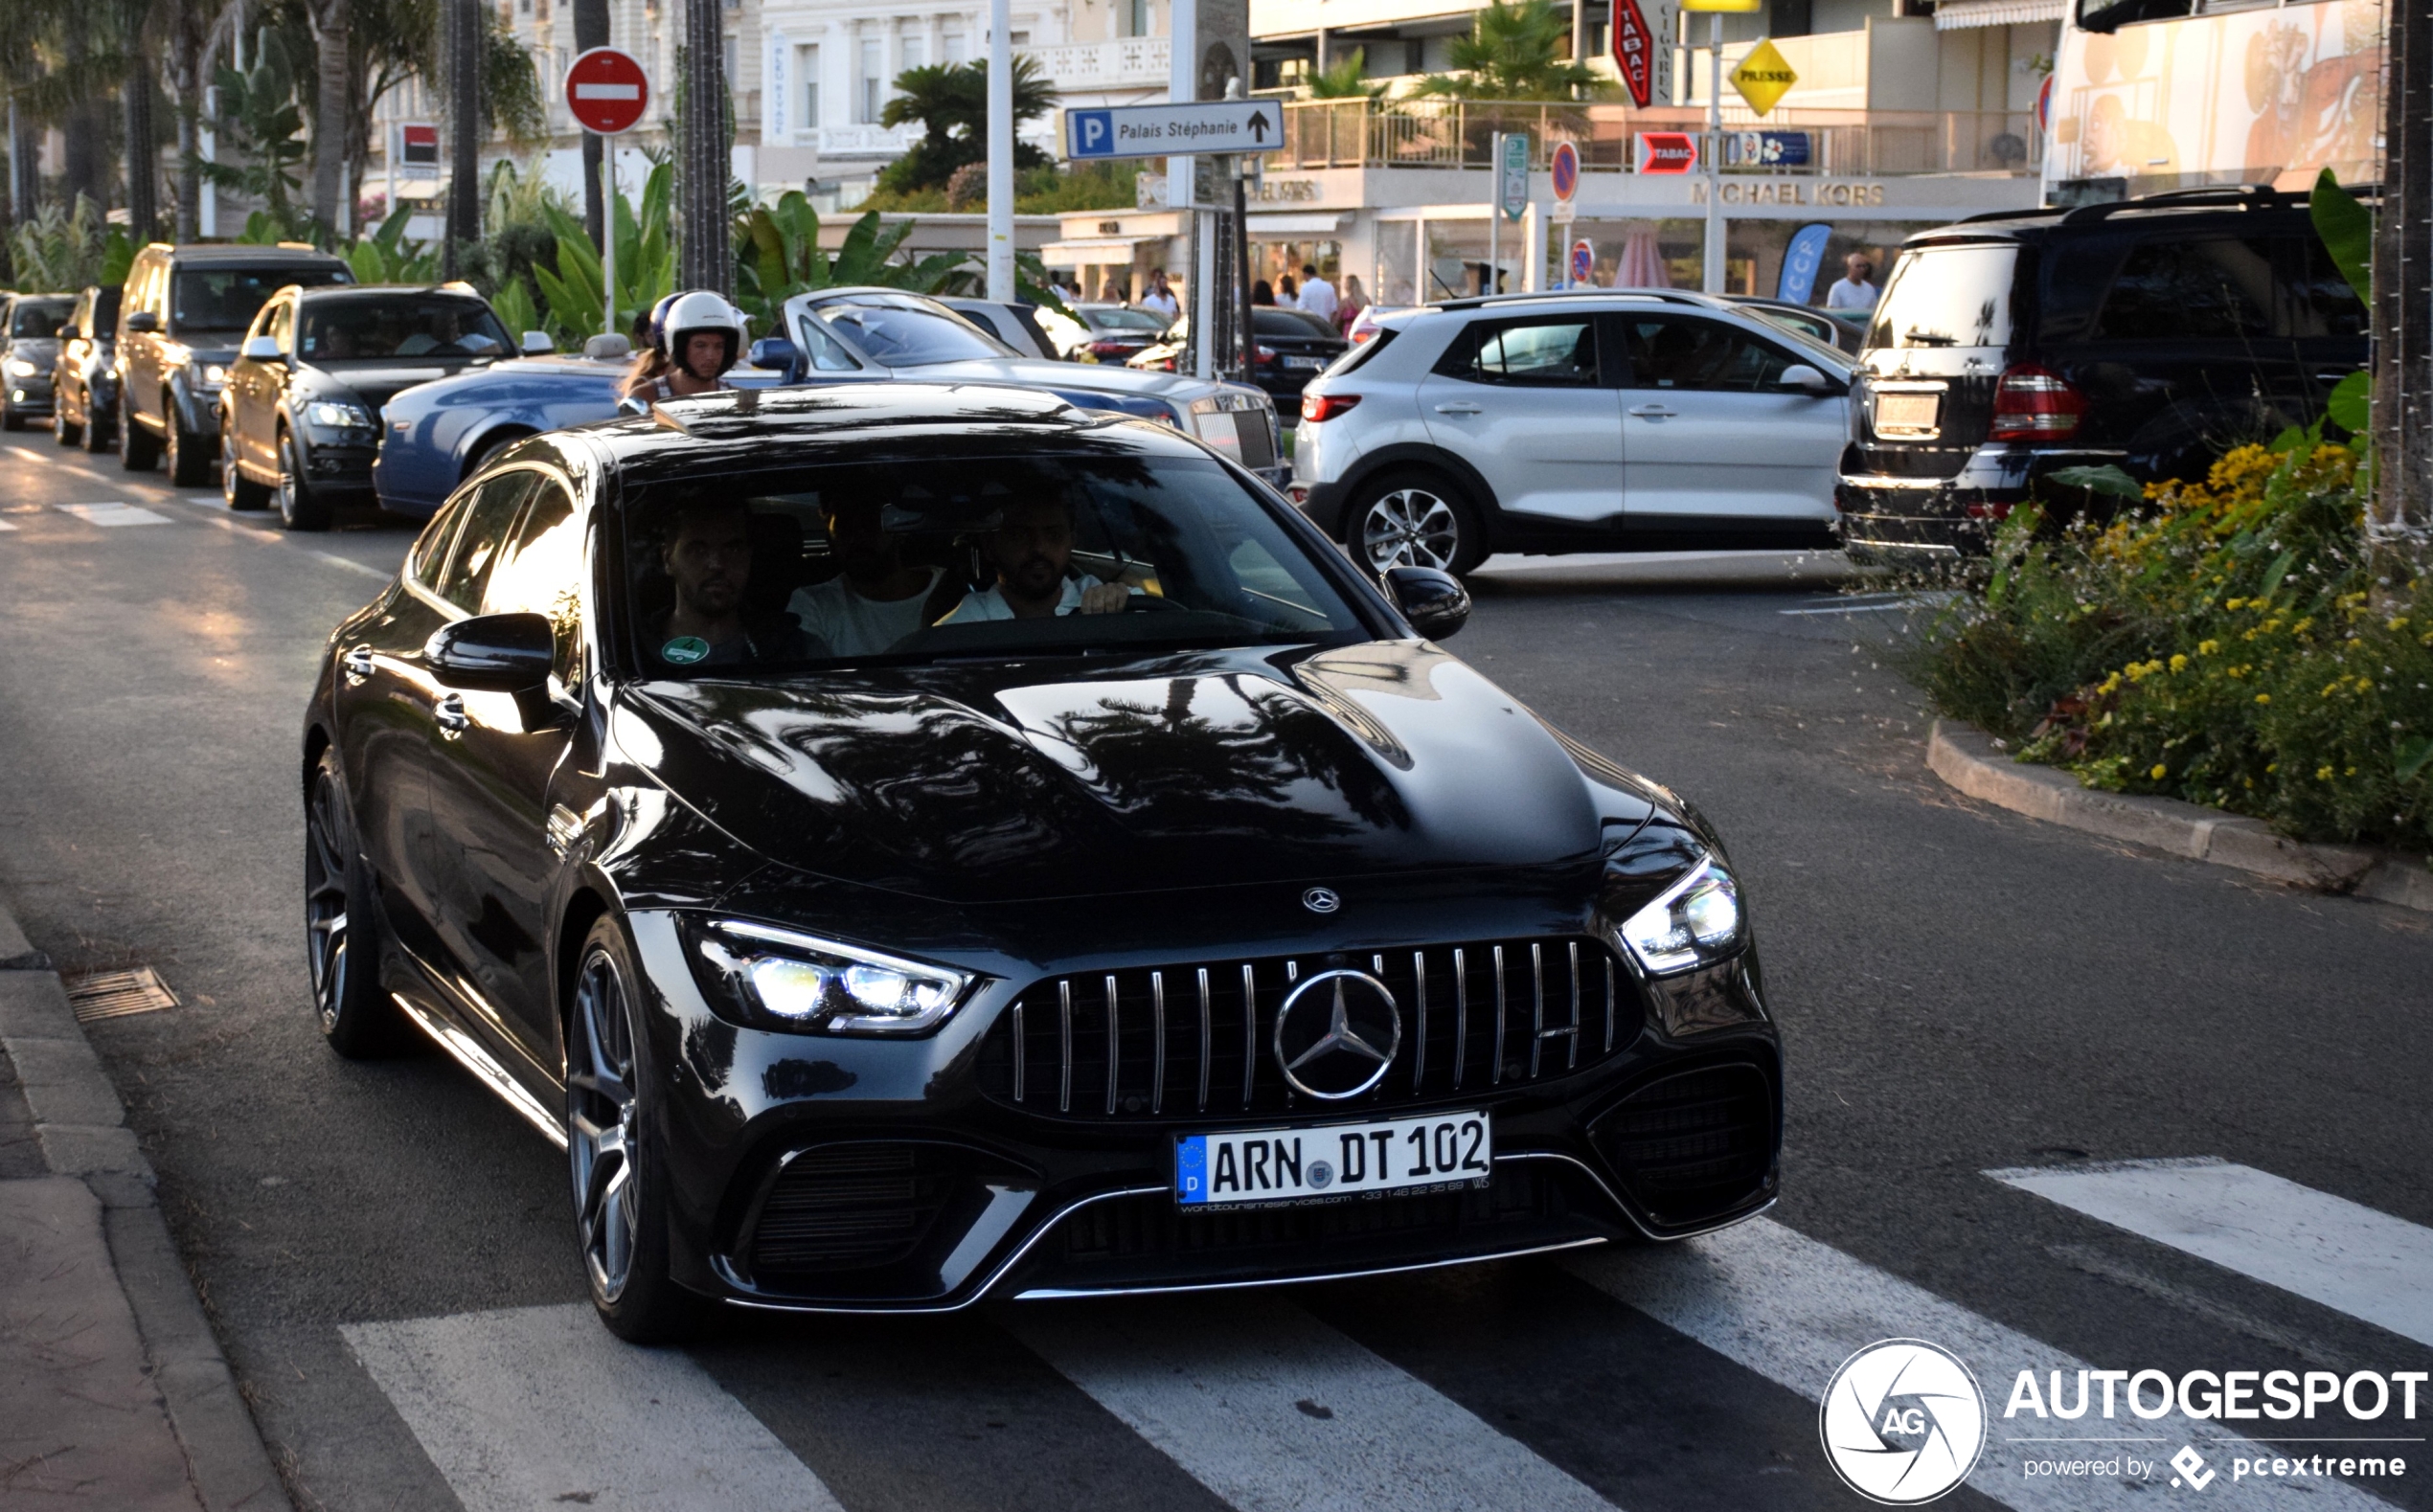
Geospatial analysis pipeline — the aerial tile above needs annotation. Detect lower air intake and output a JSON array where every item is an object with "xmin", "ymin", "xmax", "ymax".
[
  {"xmin": 1594, "ymin": 1061, "xmax": 1777, "ymax": 1228},
  {"xmin": 749, "ymin": 1144, "xmax": 950, "ymax": 1275}
]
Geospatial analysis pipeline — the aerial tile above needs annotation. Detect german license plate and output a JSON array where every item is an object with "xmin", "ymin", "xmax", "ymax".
[
  {"xmin": 1875, "ymin": 391, "xmax": 1941, "ymax": 436},
  {"xmin": 1285, "ymin": 354, "xmax": 1329, "ymax": 371},
  {"xmin": 1175, "ymin": 1111, "xmax": 1492, "ymax": 1208}
]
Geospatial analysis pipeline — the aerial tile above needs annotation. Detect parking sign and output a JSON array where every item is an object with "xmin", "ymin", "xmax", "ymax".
[{"xmin": 1571, "ymin": 239, "xmax": 1595, "ymax": 286}]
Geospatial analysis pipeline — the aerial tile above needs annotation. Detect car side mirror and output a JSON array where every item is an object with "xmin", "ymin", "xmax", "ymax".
[
  {"xmin": 520, "ymin": 330, "xmax": 556, "ymax": 356},
  {"xmin": 426, "ymin": 612, "xmax": 556, "ymax": 692},
  {"xmin": 748, "ymin": 335, "xmax": 798, "ymax": 372},
  {"xmin": 1381, "ymin": 565, "xmax": 1471, "ymax": 641},
  {"xmin": 240, "ymin": 334, "xmax": 284, "ymax": 362},
  {"xmin": 582, "ymin": 332, "xmax": 632, "ymax": 361},
  {"xmin": 123, "ymin": 310, "xmax": 159, "ymax": 333},
  {"xmin": 1778, "ymin": 364, "xmax": 1838, "ymax": 395},
  {"xmin": 617, "ymin": 395, "xmax": 651, "ymax": 417}
]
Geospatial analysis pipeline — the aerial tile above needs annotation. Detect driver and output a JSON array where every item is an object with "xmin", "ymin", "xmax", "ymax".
[
  {"xmin": 786, "ymin": 496, "xmax": 942, "ymax": 656},
  {"xmin": 938, "ymin": 496, "xmax": 1131, "ymax": 622},
  {"xmin": 648, "ymin": 498, "xmax": 821, "ymax": 666}
]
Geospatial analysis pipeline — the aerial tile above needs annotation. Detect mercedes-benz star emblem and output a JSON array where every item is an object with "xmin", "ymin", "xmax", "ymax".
[
  {"xmin": 1302, "ymin": 887, "xmax": 1342, "ymax": 914},
  {"xmin": 1272, "ymin": 970, "xmax": 1401, "ymax": 1100}
]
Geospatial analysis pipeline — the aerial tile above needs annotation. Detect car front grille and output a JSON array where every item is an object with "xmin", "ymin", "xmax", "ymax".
[
  {"xmin": 749, "ymin": 1144, "xmax": 951, "ymax": 1275},
  {"xmin": 1594, "ymin": 1062, "xmax": 1777, "ymax": 1226},
  {"xmin": 1235, "ymin": 411, "xmax": 1277, "ymax": 470},
  {"xmin": 974, "ymin": 937, "xmax": 1642, "ymax": 1122}
]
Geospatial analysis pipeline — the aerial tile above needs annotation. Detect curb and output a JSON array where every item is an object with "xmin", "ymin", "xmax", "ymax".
[
  {"xmin": 0, "ymin": 904, "xmax": 292, "ymax": 1512},
  {"xmin": 1928, "ymin": 720, "xmax": 2433, "ymax": 913}
]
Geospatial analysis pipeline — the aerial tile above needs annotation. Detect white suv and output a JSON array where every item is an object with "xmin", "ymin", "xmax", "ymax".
[{"xmin": 1291, "ymin": 290, "xmax": 1853, "ymax": 575}]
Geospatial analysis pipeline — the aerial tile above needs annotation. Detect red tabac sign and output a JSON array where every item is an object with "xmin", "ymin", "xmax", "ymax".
[
  {"xmin": 564, "ymin": 47, "xmax": 649, "ymax": 136},
  {"xmin": 1611, "ymin": 0, "xmax": 1659, "ymax": 108},
  {"xmin": 1635, "ymin": 132, "xmax": 1699, "ymax": 174}
]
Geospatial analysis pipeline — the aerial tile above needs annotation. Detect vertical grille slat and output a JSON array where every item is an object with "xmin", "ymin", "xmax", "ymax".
[{"xmin": 982, "ymin": 936, "xmax": 1638, "ymax": 1120}]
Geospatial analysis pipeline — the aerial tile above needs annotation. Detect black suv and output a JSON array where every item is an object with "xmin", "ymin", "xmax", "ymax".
[
  {"xmin": 116, "ymin": 242, "xmax": 353, "ymax": 485},
  {"xmin": 1836, "ymin": 186, "xmax": 2367, "ymax": 564}
]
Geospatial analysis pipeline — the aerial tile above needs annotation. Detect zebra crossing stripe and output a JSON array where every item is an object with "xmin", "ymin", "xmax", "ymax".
[
  {"xmin": 1004, "ymin": 1293, "xmax": 1622, "ymax": 1512},
  {"xmin": 1989, "ymin": 1158, "xmax": 2433, "ymax": 1350},
  {"xmin": 1567, "ymin": 1217, "xmax": 2398, "ymax": 1509},
  {"xmin": 341, "ymin": 1303, "xmax": 847, "ymax": 1512},
  {"xmin": 55, "ymin": 502, "xmax": 171, "ymax": 527}
]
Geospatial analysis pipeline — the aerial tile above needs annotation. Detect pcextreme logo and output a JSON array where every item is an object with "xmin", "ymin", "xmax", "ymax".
[{"xmin": 1820, "ymin": 1340, "xmax": 1989, "ymax": 1504}]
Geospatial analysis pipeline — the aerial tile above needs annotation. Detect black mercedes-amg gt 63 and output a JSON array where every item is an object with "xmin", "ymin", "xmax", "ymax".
[{"xmin": 303, "ymin": 383, "xmax": 1781, "ymax": 1342}]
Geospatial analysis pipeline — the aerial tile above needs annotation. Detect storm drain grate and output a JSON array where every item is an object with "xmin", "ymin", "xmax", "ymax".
[{"xmin": 65, "ymin": 966, "xmax": 180, "ymax": 1023}]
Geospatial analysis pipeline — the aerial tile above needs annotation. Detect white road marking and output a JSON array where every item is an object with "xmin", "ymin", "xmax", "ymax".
[
  {"xmin": 1777, "ymin": 601, "xmax": 1918, "ymax": 616},
  {"xmin": 55, "ymin": 502, "xmax": 172, "ymax": 527},
  {"xmin": 0, "ymin": 518, "xmax": 15, "ymax": 531},
  {"xmin": 342, "ymin": 1303, "xmax": 847, "ymax": 1512},
  {"xmin": 1005, "ymin": 1294, "xmax": 1619, "ymax": 1512},
  {"xmin": 1989, "ymin": 1158, "xmax": 2433, "ymax": 1349},
  {"xmin": 1568, "ymin": 1218, "xmax": 2399, "ymax": 1509}
]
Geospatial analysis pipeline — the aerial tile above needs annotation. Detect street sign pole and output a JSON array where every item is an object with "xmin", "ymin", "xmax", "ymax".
[
  {"xmin": 1486, "ymin": 133, "xmax": 1501, "ymax": 300},
  {"xmin": 988, "ymin": 0, "xmax": 1013, "ymax": 301},
  {"xmin": 1704, "ymin": 11, "xmax": 1724, "ymax": 293},
  {"xmin": 602, "ymin": 144, "xmax": 617, "ymax": 338}
]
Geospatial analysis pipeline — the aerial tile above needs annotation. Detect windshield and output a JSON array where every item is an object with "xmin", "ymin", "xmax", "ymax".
[
  {"xmin": 300, "ymin": 297, "xmax": 511, "ymax": 360},
  {"xmin": 1867, "ymin": 243, "xmax": 2017, "ymax": 350},
  {"xmin": 1084, "ymin": 307, "xmax": 1168, "ymax": 334},
  {"xmin": 622, "ymin": 452, "xmax": 1368, "ymax": 674},
  {"xmin": 11, "ymin": 298, "xmax": 73, "ymax": 337},
  {"xmin": 173, "ymin": 265, "xmax": 350, "ymax": 334},
  {"xmin": 811, "ymin": 301, "xmax": 1014, "ymax": 366}
]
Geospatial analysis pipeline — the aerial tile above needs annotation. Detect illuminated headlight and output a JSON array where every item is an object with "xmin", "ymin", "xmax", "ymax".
[
  {"xmin": 1616, "ymin": 860, "xmax": 1744, "ymax": 976},
  {"xmin": 306, "ymin": 399, "xmax": 375, "ymax": 429},
  {"xmin": 692, "ymin": 918, "xmax": 976, "ymax": 1034},
  {"xmin": 3, "ymin": 358, "xmax": 36, "ymax": 377}
]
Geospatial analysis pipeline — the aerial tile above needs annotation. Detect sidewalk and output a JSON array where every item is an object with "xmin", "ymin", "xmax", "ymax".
[{"xmin": 0, "ymin": 898, "xmax": 289, "ymax": 1510}]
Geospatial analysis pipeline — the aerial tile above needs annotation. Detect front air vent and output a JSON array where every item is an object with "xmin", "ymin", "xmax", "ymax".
[
  {"xmin": 1594, "ymin": 1062, "xmax": 1778, "ymax": 1227},
  {"xmin": 748, "ymin": 1144, "xmax": 951, "ymax": 1275}
]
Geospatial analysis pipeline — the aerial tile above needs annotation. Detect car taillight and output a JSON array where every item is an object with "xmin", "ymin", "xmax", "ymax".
[
  {"xmin": 1301, "ymin": 393, "xmax": 1361, "ymax": 423},
  {"xmin": 1254, "ymin": 345, "xmax": 1277, "ymax": 365},
  {"xmin": 1989, "ymin": 364, "xmax": 2085, "ymax": 441},
  {"xmin": 1351, "ymin": 328, "xmax": 1377, "ymax": 344},
  {"xmin": 1089, "ymin": 339, "xmax": 1129, "ymax": 356}
]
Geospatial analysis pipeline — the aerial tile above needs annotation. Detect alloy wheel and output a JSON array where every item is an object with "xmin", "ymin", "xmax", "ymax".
[
  {"xmin": 304, "ymin": 770, "xmax": 352, "ymax": 1035},
  {"xmin": 1361, "ymin": 487, "xmax": 1461, "ymax": 572},
  {"xmin": 568, "ymin": 948, "xmax": 642, "ymax": 1304}
]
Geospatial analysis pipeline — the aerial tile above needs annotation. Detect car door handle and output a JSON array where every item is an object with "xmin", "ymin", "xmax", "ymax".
[
  {"xmin": 434, "ymin": 693, "xmax": 468, "ymax": 739},
  {"xmin": 1432, "ymin": 401, "xmax": 1485, "ymax": 415},
  {"xmin": 1628, "ymin": 404, "xmax": 1677, "ymax": 418},
  {"xmin": 341, "ymin": 644, "xmax": 375, "ymax": 685}
]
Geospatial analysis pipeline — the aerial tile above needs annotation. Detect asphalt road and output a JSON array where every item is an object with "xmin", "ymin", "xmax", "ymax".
[{"xmin": 1, "ymin": 428, "xmax": 2427, "ymax": 1512}]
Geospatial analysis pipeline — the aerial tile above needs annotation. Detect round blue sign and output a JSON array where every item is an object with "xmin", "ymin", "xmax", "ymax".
[{"xmin": 1551, "ymin": 140, "xmax": 1580, "ymax": 203}]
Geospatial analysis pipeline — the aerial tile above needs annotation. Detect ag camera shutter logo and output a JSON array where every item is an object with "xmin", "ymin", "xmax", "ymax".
[{"xmin": 1821, "ymin": 1340, "xmax": 1988, "ymax": 1504}]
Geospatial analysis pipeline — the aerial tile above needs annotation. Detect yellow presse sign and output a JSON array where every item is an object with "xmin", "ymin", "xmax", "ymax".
[
  {"xmin": 1680, "ymin": 0, "xmax": 1762, "ymax": 11},
  {"xmin": 1729, "ymin": 37, "xmax": 1798, "ymax": 115}
]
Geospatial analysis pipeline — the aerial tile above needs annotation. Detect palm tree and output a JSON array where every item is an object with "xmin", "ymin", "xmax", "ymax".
[
  {"xmin": 1306, "ymin": 48, "xmax": 1386, "ymax": 102},
  {"xmin": 1409, "ymin": 0, "xmax": 1604, "ymax": 101},
  {"xmin": 875, "ymin": 56, "xmax": 1055, "ymax": 194}
]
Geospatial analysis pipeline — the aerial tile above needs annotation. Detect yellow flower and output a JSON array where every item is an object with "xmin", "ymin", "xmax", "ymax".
[
  {"xmin": 2170, "ymin": 654, "xmax": 2189, "ymax": 673},
  {"xmin": 2224, "ymin": 598, "xmax": 2245, "ymax": 611},
  {"xmin": 2197, "ymin": 640, "xmax": 2220, "ymax": 655},
  {"xmin": 2150, "ymin": 764, "xmax": 2168, "ymax": 779},
  {"xmin": 2255, "ymin": 693, "xmax": 2271, "ymax": 705},
  {"xmin": 2317, "ymin": 765, "xmax": 2334, "ymax": 780}
]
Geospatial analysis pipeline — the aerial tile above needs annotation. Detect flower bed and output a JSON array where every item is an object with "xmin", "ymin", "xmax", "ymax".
[{"xmin": 1903, "ymin": 441, "xmax": 2432, "ymax": 854}]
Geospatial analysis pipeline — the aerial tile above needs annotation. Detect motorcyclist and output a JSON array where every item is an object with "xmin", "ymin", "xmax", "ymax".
[{"xmin": 620, "ymin": 291, "xmax": 747, "ymax": 401}]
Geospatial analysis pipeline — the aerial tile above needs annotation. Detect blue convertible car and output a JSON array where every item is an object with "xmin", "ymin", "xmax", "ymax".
[{"xmin": 370, "ymin": 287, "xmax": 1282, "ymax": 516}]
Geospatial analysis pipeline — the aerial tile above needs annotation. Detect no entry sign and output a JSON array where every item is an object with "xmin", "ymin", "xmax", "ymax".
[{"xmin": 565, "ymin": 47, "xmax": 649, "ymax": 136}]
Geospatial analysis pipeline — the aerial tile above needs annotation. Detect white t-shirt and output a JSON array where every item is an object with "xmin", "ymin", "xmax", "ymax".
[
  {"xmin": 1137, "ymin": 289, "xmax": 1179, "ymax": 319},
  {"xmin": 939, "ymin": 574, "xmax": 1110, "ymax": 623},
  {"xmin": 1824, "ymin": 277, "xmax": 1880, "ymax": 311},
  {"xmin": 786, "ymin": 569, "xmax": 942, "ymax": 656},
  {"xmin": 1296, "ymin": 280, "xmax": 1338, "ymax": 321}
]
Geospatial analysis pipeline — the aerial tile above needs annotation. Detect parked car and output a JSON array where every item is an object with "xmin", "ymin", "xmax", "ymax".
[
  {"xmin": 1727, "ymin": 296, "xmax": 1868, "ymax": 355},
  {"xmin": 219, "ymin": 282, "xmax": 547, "ymax": 530},
  {"xmin": 49, "ymin": 285, "xmax": 121, "ymax": 451},
  {"xmin": 302, "ymin": 381, "xmax": 1782, "ymax": 1340},
  {"xmin": 1836, "ymin": 184, "xmax": 2368, "ymax": 565},
  {"xmin": 1035, "ymin": 302, "xmax": 1171, "ymax": 364},
  {"xmin": 0, "ymin": 291, "xmax": 77, "ymax": 431},
  {"xmin": 1128, "ymin": 307, "xmax": 1351, "ymax": 416},
  {"xmin": 116, "ymin": 241, "xmax": 354, "ymax": 484},
  {"xmin": 765, "ymin": 287, "xmax": 1285, "ymax": 485},
  {"xmin": 934, "ymin": 296, "xmax": 1059, "ymax": 360},
  {"xmin": 1293, "ymin": 290, "xmax": 1853, "ymax": 575},
  {"xmin": 369, "ymin": 335, "xmax": 789, "ymax": 518}
]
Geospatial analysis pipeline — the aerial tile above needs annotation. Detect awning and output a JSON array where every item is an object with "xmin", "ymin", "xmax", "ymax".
[
  {"xmin": 1038, "ymin": 235, "xmax": 1162, "ymax": 266},
  {"xmin": 1246, "ymin": 212, "xmax": 1348, "ymax": 235},
  {"xmin": 1933, "ymin": 0, "xmax": 2063, "ymax": 28}
]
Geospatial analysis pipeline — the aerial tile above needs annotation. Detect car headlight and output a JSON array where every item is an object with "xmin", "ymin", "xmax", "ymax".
[
  {"xmin": 200, "ymin": 363, "xmax": 228, "ymax": 387},
  {"xmin": 306, "ymin": 399, "xmax": 375, "ymax": 430},
  {"xmin": 4, "ymin": 358, "xmax": 36, "ymax": 377},
  {"xmin": 688, "ymin": 918, "xmax": 977, "ymax": 1034},
  {"xmin": 1616, "ymin": 859, "xmax": 1744, "ymax": 976}
]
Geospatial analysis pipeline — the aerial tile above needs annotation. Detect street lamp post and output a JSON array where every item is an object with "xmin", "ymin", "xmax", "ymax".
[
  {"xmin": 987, "ymin": 0, "xmax": 1013, "ymax": 301},
  {"xmin": 1703, "ymin": 10, "xmax": 1723, "ymax": 293}
]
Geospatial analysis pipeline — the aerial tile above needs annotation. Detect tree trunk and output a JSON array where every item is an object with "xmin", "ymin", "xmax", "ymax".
[
  {"xmin": 308, "ymin": 0, "xmax": 352, "ymax": 235},
  {"xmin": 64, "ymin": 20, "xmax": 105, "ymax": 207},
  {"xmin": 575, "ymin": 0, "xmax": 608, "ymax": 248},
  {"xmin": 125, "ymin": 15, "xmax": 158, "ymax": 240},
  {"xmin": 443, "ymin": 0, "xmax": 482, "ymax": 276},
  {"xmin": 170, "ymin": 26, "xmax": 201, "ymax": 242},
  {"xmin": 7, "ymin": 100, "xmax": 36, "ymax": 227},
  {"xmin": 678, "ymin": 0, "xmax": 730, "ymax": 293},
  {"xmin": 2373, "ymin": 0, "xmax": 2432, "ymax": 537}
]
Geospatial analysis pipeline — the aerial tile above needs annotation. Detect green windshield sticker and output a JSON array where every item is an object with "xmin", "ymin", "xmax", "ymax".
[{"xmin": 661, "ymin": 636, "xmax": 710, "ymax": 665}]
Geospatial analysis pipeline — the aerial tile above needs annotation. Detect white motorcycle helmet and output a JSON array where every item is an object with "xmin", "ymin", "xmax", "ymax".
[{"xmin": 656, "ymin": 290, "xmax": 749, "ymax": 380}]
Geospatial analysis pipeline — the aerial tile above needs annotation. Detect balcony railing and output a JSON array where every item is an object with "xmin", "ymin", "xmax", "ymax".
[
  {"xmin": 1027, "ymin": 37, "xmax": 1171, "ymax": 91},
  {"xmin": 1273, "ymin": 99, "xmax": 2041, "ymax": 177}
]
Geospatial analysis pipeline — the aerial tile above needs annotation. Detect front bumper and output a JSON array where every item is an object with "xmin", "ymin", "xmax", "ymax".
[
  {"xmin": 7, "ymin": 376, "xmax": 55, "ymax": 412},
  {"xmin": 1836, "ymin": 443, "xmax": 2131, "ymax": 564},
  {"xmin": 627, "ymin": 911, "xmax": 1783, "ymax": 1313}
]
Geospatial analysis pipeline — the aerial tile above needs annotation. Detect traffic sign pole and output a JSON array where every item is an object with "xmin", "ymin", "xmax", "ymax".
[
  {"xmin": 1486, "ymin": 133, "xmax": 1502, "ymax": 299},
  {"xmin": 602, "ymin": 146, "xmax": 617, "ymax": 339},
  {"xmin": 1705, "ymin": 11, "xmax": 1724, "ymax": 293}
]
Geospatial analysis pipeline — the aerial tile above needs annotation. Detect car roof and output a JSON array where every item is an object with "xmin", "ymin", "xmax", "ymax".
[
  {"xmin": 141, "ymin": 242, "xmax": 352, "ymax": 264},
  {"xmin": 1429, "ymin": 288, "xmax": 1722, "ymax": 314},
  {"xmin": 1910, "ymin": 183, "xmax": 2329, "ymax": 243},
  {"xmin": 290, "ymin": 282, "xmax": 489, "ymax": 301}
]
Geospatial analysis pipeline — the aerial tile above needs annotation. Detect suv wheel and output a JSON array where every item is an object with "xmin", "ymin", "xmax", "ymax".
[
  {"xmin": 82, "ymin": 391, "xmax": 113, "ymax": 452},
  {"xmin": 277, "ymin": 427, "xmax": 332, "ymax": 530},
  {"xmin": 221, "ymin": 417, "xmax": 271, "ymax": 510},
  {"xmin": 54, "ymin": 406, "xmax": 80, "ymax": 446},
  {"xmin": 0, "ymin": 392, "xmax": 19, "ymax": 431},
  {"xmin": 164, "ymin": 404, "xmax": 212, "ymax": 486},
  {"xmin": 1349, "ymin": 469, "xmax": 1485, "ymax": 575},
  {"xmin": 118, "ymin": 391, "xmax": 160, "ymax": 470}
]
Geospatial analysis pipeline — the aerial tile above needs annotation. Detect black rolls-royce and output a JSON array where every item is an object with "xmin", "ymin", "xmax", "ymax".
[{"xmin": 302, "ymin": 384, "xmax": 1781, "ymax": 1343}]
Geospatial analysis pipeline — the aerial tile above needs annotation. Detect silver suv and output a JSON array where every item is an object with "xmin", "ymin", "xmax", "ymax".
[{"xmin": 1291, "ymin": 290, "xmax": 1853, "ymax": 575}]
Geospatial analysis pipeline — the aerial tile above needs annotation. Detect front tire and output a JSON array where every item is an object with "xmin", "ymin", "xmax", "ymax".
[
  {"xmin": 54, "ymin": 407, "xmax": 80, "ymax": 446},
  {"xmin": 278, "ymin": 429, "xmax": 333, "ymax": 530},
  {"xmin": 567, "ymin": 915, "xmax": 705, "ymax": 1343},
  {"xmin": 0, "ymin": 393, "xmax": 21, "ymax": 431},
  {"xmin": 81, "ymin": 393, "xmax": 113, "ymax": 453},
  {"xmin": 221, "ymin": 416, "xmax": 271, "ymax": 510},
  {"xmin": 164, "ymin": 403, "xmax": 213, "ymax": 486},
  {"xmin": 305, "ymin": 748, "xmax": 406, "ymax": 1058},
  {"xmin": 1348, "ymin": 468, "xmax": 1486, "ymax": 575},
  {"xmin": 119, "ymin": 392, "xmax": 160, "ymax": 471}
]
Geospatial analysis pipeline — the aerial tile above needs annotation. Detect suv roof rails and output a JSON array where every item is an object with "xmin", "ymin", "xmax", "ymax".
[
  {"xmin": 2058, "ymin": 182, "xmax": 2301, "ymax": 225},
  {"xmin": 1432, "ymin": 288, "xmax": 1708, "ymax": 311}
]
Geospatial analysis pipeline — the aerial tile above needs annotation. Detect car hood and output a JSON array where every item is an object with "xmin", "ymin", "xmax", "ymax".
[
  {"xmin": 309, "ymin": 359, "xmax": 501, "ymax": 412},
  {"xmin": 902, "ymin": 356, "xmax": 1225, "ymax": 405},
  {"xmin": 614, "ymin": 643, "xmax": 1603, "ymax": 903},
  {"xmin": 12, "ymin": 338, "xmax": 61, "ymax": 363}
]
